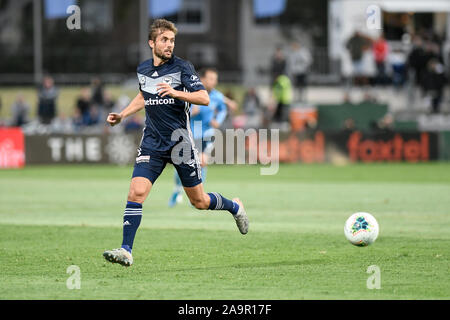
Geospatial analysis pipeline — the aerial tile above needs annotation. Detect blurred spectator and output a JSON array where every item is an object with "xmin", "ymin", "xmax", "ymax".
[
  {"xmin": 72, "ymin": 108, "xmax": 84, "ymax": 131},
  {"xmin": 346, "ymin": 31, "xmax": 373, "ymax": 85},
  {"xmin": 113, "ymin": 94, "xmax": 131, "ymax": 114},
  {"xmin": 424, "ymin": 40, "xmax": 442, "ymax": 64},
  {"xmin": 105, "ymin": 94, "xmax": 132, "ymax": 133},
  {"xmin": 221, "ymin": 89, "xmax": 238, "ymax": 129},
  {"xmin": 388, "ymin": 49, "xmax": 407, "ymax": 87},
  {"xmin": 91, "ymin": 77, "xmax": 104, "ymax": 109},
  {"xmin": 422, "ymin": 58, "xmax": 447, "ymax": 113},
  {"xmin": 10, "ymin": 93, "xmax": 30, "ymax": 127},
  {"xmin": 242, "ymin": 87, "xmax": 263, "ymax": 128},
  {"xmin": 407, "ymin": 35, "xmax": 427, "ymax": 108},
  {"xmin": 270, "ymin": 46, "xmax": 287, "ymax": 85},
  {"xmin": 51, "ymin": 112, "xmax": 74, "ymax": 134},
  {"xmin": 223, "ymin": 90, "xmax": 238, "ymax": 114},
  {"xmin": 373, "ymin": 34, "xmax": 389, "ymax": 85},
  {"xmin": 100, "ymin": 90, "xmax": 116, "ymax": 128},
  {"xmin": 408, "ymin": 35, "xmax": 427, "ymax": 88},
  {"xmin": 371, "ymin": 113, "xmax": 394, "ymax": 133},
  {"xmin": 37, "ymin": 75, "xmax": 58, "ymax": 124},
  {"xmin": 75, "ymin": 88, "xmax": 92, "ymax": 126},
  {"xmin": 89, "ymin": 106, "xmax": 101, "ymax": 126},
  {"xmin": 103, "ymin": 90, "xmax": 115, "ymax": 113},
  {"xmin": 305, "ymin": 116, "xmax": 317, "ymax": 131},
  {"xmin": 407, "ymin": 34, "xmax": 445, "ymax": 108},
  {"xmin": 342, "ymin": 118, "xmax": 356, "ymax": 133},
  {"xmin": 124, "ymin": 114, "xmax": 144, "ymax": 133},
  {"xmin": 287, "ymin": 41, "xmax": 312, "ymax": 102},
  {"xmin": 272, "ymin": 74, "xmax": 292, "ymax": 124}
]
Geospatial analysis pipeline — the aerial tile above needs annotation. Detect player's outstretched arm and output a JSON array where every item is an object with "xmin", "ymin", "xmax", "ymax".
[
  {"xmin": 106, "ymin": 92, "xmax": 145, "ymax": 126},
  {"xmin": 157, "ymin": 83, "xmax": 209, "ymax": 106},
  {"xmin": 224, "ymin": 96, "xmax": 238, "ymax": 112}
]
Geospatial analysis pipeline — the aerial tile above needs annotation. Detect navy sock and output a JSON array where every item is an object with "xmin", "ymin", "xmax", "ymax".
[
  {"xmin": 121, "ymin": 201, "xmax": 142, "ymax": 253},
  {"xmin": 207, "ymin": 192, "xmax": 239, "ymax": 215}
]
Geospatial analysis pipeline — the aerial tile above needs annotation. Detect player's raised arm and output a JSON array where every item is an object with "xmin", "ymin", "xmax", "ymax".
[
  {"xmin": 156, "ymin": 83, "xmax": 209, "ymax": 106},
  {"xmin": 106, "ymin": 92, "xmax": 145, "ymax": 126}
]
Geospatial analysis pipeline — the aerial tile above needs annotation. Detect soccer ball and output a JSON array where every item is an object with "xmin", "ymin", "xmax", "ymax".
[{"xmin": 344, "ymin": 212, "xmax": 379, "ymax": 246}]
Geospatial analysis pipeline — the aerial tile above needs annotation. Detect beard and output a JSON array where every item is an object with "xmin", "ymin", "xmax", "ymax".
[{"xmin": 154, "ymin": 47, "xmax": 172, "ymax": 61}]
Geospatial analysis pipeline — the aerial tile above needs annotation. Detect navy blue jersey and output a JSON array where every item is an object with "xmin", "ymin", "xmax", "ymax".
[{"xmin": 137, "ymin": 55, "xmax": 205, "ymax": 152}]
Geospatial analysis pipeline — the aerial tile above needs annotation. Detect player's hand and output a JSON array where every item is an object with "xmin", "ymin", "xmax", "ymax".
[
  {"xmin": 224, "ymin": 97, "xmax": 238, "ymax": 112},
  {"xmin": 191, "ymin": 105, "xmax": 200, "ymax": 116},
  {"xmin": 210, "ymin": 119, "xmax": 220, "ymax": 129},
  {"xmin": 157, "ymin": 83, "xmax": 178, "ymax": 98},
  {"xmin": 107, "ymin": 112, "xmax": 122, "ymax": 126}
]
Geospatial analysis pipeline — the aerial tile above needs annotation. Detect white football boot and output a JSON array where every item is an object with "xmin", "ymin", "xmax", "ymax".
[
  {"xmin": 103, "ymin": 248, "xmax": 133, "ymax": 267},
  {"xmin": 232, "ymin": 198, "xmax": 249, "ymax": 235}
]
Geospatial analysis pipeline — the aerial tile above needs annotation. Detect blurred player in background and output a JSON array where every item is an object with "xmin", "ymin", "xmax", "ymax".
[
  {"xmin": 168, "ymin": 67, "xmax": 230, "ymax": 207},
  {"xmin": 103, "ymin": 19, "xmax": 249, "ymax": 267}
]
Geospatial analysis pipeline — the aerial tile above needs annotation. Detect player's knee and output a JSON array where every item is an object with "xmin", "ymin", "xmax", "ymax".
[{"xmin": 128, "ymin": 185, "xmax": 147, "ymax": 202}]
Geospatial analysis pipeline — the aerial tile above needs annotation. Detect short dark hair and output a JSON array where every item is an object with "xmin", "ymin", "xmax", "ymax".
[
  {"xmin": 199, "ymin": 67, "xmax": 218, "ymax": 78},
  {"xmin": 148, "ymin": 19, "xmax": 178, "ymax": 42}
]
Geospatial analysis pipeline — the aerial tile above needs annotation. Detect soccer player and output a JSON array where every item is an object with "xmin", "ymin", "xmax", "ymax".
[
  {"xmin": 168, "ymin": 67, "xmax": 228, "ymax": 207},
  {"xmin": 103, "ymin": 19, "xmax": 249, "ymax": 267}
]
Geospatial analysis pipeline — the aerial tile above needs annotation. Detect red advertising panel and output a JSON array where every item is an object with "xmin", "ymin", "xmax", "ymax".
[
  {"xmin": 244, "ymin": 130, "xmax": 438, "ymax": 164},
  {"xmin": 0, "ymin": 128, "xmax": 25, "ymax": 168}
]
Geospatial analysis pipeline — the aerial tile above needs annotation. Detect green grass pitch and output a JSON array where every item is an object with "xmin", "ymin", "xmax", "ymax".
[{"xmin": 0, "ymin": 163, "xmax": 449, "ymax": 299}]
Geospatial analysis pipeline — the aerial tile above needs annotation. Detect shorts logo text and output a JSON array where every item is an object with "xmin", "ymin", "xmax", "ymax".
[{"xmin": 136, "ymin": 155, "xmax": 150, "ymax": 163}]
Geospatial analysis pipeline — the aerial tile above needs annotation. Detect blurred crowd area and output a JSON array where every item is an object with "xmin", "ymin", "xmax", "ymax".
[
  {"xmin": 0, "ymin": 73, "xmax": 266, "ymax": 135},
  {"xmin": 341, "ymin": 30, "xmax": 448, "ymax": 114},
  {"xmin": 0, "ymin": 66, "xmax": 294, "ymax": 134},
  {"xmin": 0, "ymin": 75, "xmax": 145, "ymax": 135},
  {"xmin": 263, "ymin": 29, "xmax": 450, "ymax": 132},
  {"xmin": 270, "ymin": 29, "xmax": 450, "ymax": 112},
  {"xmin": 1, "ymin": 30, "xmax": 449, "ymax": 135}
]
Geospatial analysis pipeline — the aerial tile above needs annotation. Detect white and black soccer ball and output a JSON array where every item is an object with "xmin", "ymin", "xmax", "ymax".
[{"xmin": 344, "ymin": 212, "xmax": 379, "ymax": 246}]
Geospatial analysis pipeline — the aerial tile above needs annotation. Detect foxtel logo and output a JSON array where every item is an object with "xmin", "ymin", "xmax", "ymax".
[
  {"xmin": 347, "ymin": 131, "xmax": 429, "ymax": 163},
  {"xmin": 144, "ymin": 98, "xmax": 175, "ymax": 106}
]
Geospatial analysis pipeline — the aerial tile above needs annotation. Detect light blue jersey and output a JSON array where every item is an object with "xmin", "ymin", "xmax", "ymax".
[
  {"xmin": 190, "ymin": 89, "xmax": 227, "ymax": 140},
  {"xmin": 169, "ymin": 88, "xmax": 228, "ymax": 205}
]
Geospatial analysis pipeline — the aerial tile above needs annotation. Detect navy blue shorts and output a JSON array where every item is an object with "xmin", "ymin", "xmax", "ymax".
[{"xmin": 132, "ymin": 143, "xmax": 202, "ymax": 187}]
